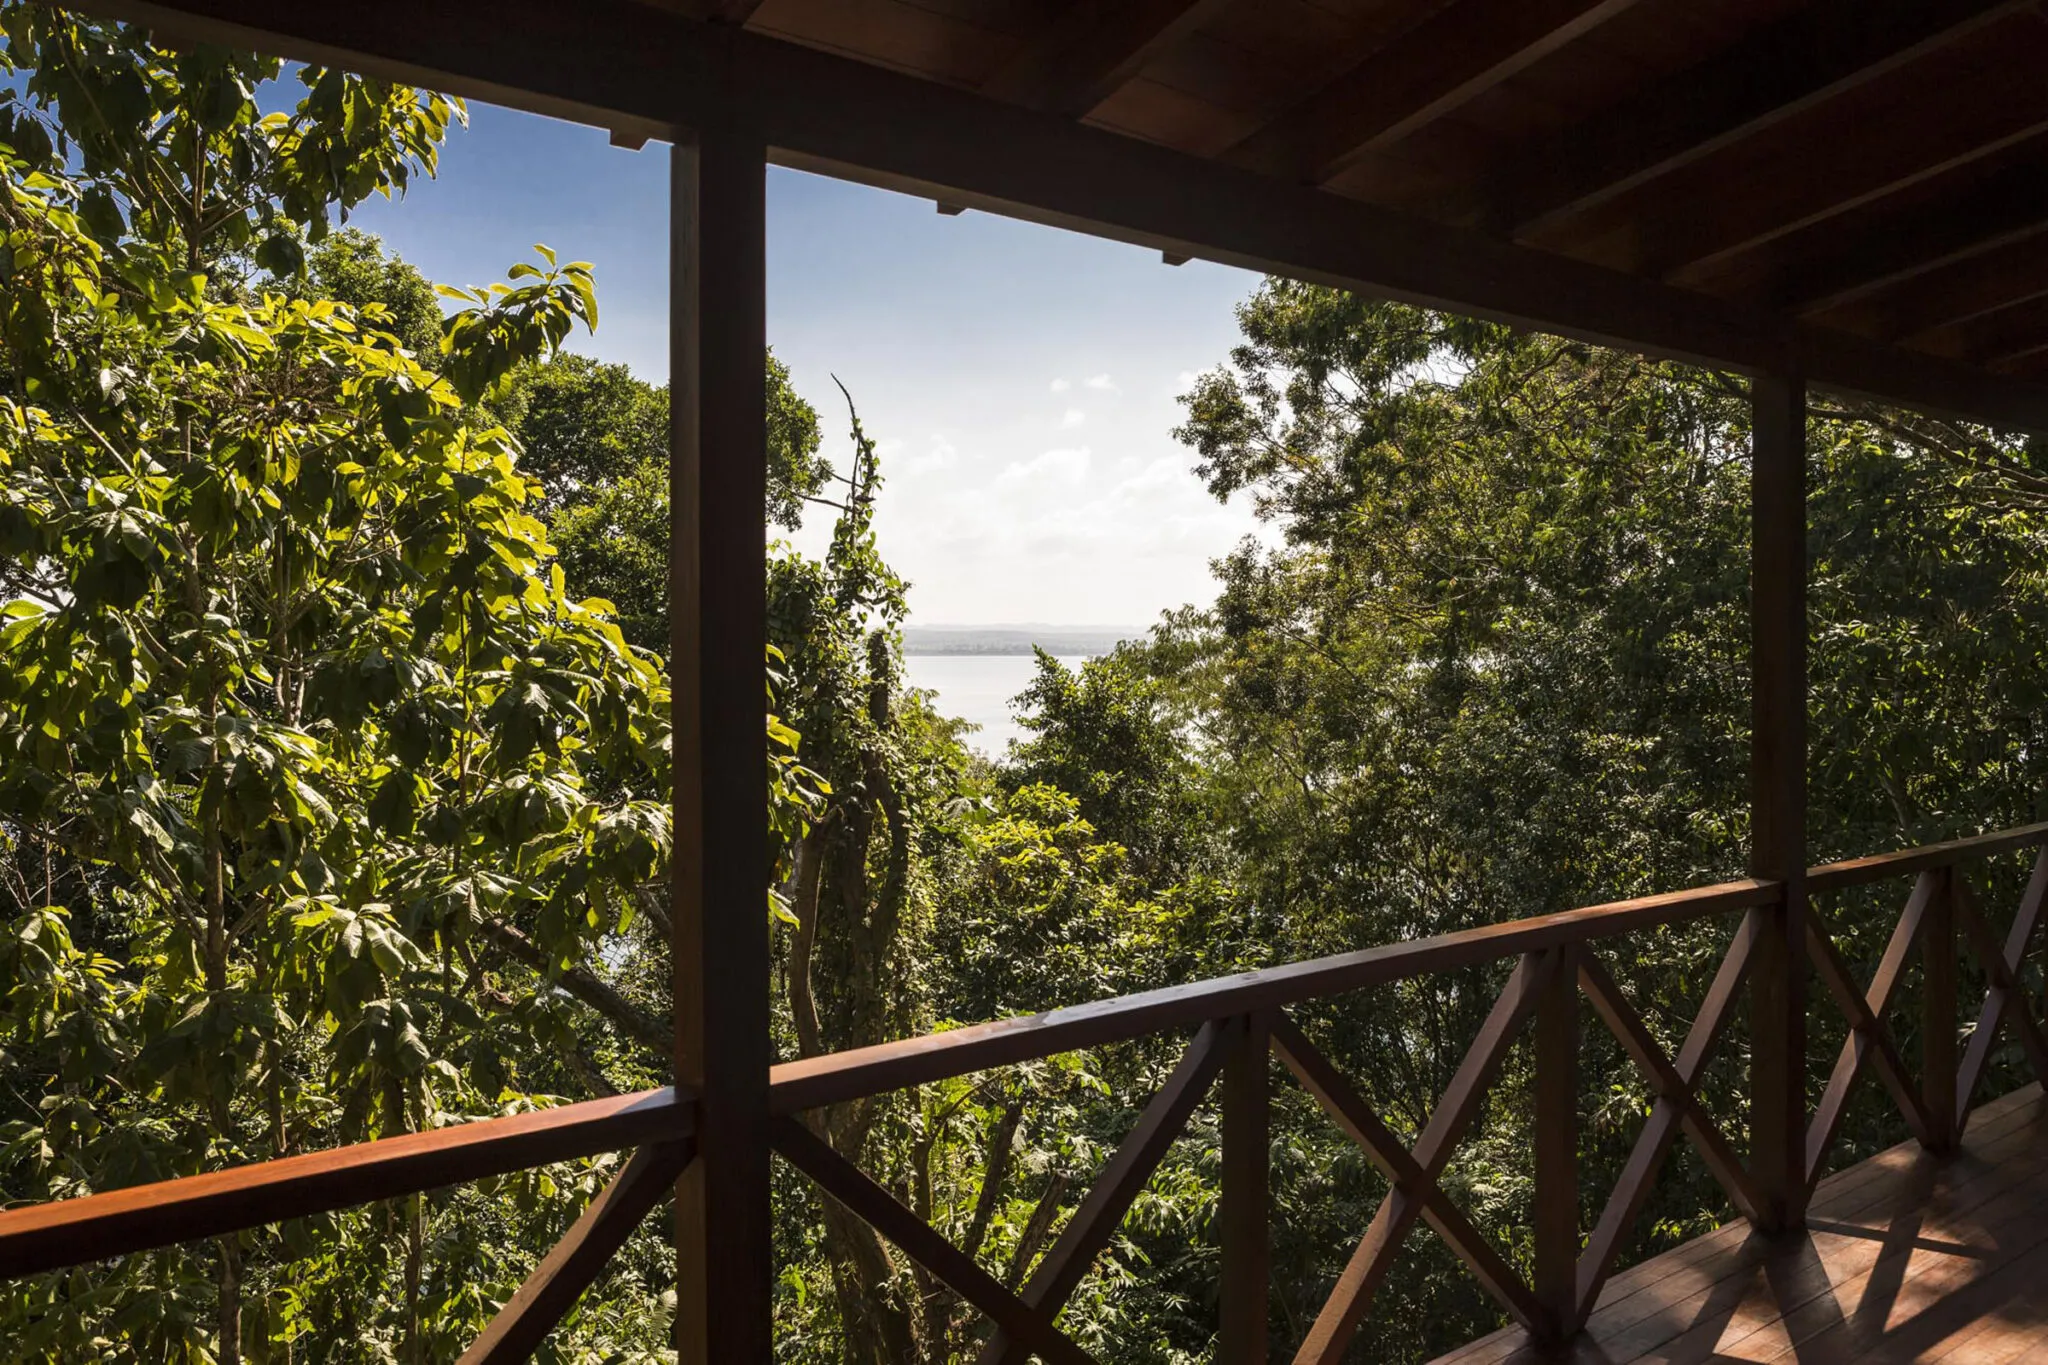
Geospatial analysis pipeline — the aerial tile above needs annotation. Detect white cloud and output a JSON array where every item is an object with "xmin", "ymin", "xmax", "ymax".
[
  {"xmin": 1084, "ymin": 373, "xmax": 1119, "ymax": 393},
  {"xmin": 1059, "ymin": 407, "xmax": 1086, "ymax": 429},
  {"xmin": 904, "ymin": 435, "xmax": 956, "ymax": 475},
  {"xmin": 1175, "ymin": 369, "xmax": 1201, "ymax": 391},
  {"xmin": 994, "ymin": 446, "xmax": 1092, "ymax": 490},
  {"xmin": 1049, "ymin": 377, "xmax": 1071, "ymax": 392}
]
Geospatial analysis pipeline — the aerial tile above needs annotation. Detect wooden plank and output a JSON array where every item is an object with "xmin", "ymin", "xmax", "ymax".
[
  {"xmin": 459, "ymin": 1140, "xmax": 695, "ymax": 1363},
  {"xmin": 72, "ymin": 0, "xmax": 2048, "ymax": 434},
  {"xmin": 1534, "ymin": 945, "xmax": 1581, "ymax": 1339},
  {"xmin": 1805, "ymin": 876, "xmax": 1940, "ymax": 1179},
  {"xmin": 979, "ymin": 0, "xmax": 1229, "ymax": 118},
  {"xmin": 1805, "ymin": 821, "xmax": 2048, "ymax": 893},
  {"xmin": 1547, "ymin": 1088, "xmax": 2048, "ymax": 1365},
  {"xmin": 1270, "ymin": 1013, "xmax": 1546, "ymax": 1334},
  {"xmin": 980, "ymin": 1019, "xmax": 1231, "ymax": 1365},
  {"xmin": 671, "ymin": 127, "xmax": 773, "ymax": 1365},
  {"xmin": 771, "ymin": 878, "xmax": 1775, "ymax": 1113},
  {"xmin": 1436, "ymin": 1085, "xmax": 2048, "ymax": 1365},
  {"xmin": 1673, "ymin": 1126, "xmax": 2048, "ymax": 1363},
  {"xmin": 1574, "ymin": 909, "xmax": 1758, "ymax": 1323},
  {"xmin": 770, "ymin": 1118, "xmax": 1095, "ymax": 1365},
  {"xmin": 0, "ymin": 1087, "xmax": 689, "ymax": 1279},
  {"xmin": 1220, "ymin": 1012, "xmax": 1270, "ymax": 1364},
  {"xmin": 1292, "ymin": 953, "xmax": 1557, "ymax": 1363},
  {"xmin": 1225, "ymin": 0, "xmax": 1646, "ymax": 184},
  {"xmin": 1575, "ymin": 950, "xmax": 1763, "ymax": 1225},
  {"xmin": 1749, "ymin": 372, "xmax": 1808, "ymax": 1231},
  {"xmin": 1489, "ymin": 0, "xmax": 2031, "ymax": 236}
]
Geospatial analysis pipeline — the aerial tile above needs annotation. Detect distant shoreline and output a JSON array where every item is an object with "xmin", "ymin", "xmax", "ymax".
[
  {"xmin": 903, "ymin": 625, "xmax": 1142, "ymax": 658},
  {"xmin": 903, "ymin": 646, "xmax": 1097, "ymax": 657}
]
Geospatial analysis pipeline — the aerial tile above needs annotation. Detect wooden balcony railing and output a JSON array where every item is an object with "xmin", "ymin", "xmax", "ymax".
[{"xmin": 3, "ymin": 821, "xmax": 2046, "ymax": 1362}]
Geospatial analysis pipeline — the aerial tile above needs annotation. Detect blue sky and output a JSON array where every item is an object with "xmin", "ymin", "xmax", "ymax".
[{"xmin": 345, "ymin": 101, "xmax": 1267, "ymax": 627}]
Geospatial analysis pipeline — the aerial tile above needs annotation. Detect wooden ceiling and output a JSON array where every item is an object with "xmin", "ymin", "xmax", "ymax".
[
  {"xmin": 708, "ymin": 0, "xmax": 2048, "ymax": 387},
  {"xmin": 83, "ymin": 0, "xmax": 2048, "ymax": 429}
]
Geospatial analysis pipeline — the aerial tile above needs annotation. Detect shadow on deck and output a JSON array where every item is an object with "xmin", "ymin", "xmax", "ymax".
[{"xmin": 1437, "ymin": 1084, "xmax": 2048, "ymax": 1365}]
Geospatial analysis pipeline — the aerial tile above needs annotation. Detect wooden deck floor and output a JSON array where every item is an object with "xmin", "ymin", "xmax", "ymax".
[{"xmin": 1434, "ymin": 1083, "xmax": 2048, "ymax": 1365}]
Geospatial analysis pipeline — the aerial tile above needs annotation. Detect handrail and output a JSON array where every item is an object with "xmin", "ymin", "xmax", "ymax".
[
  {"xmin": 769, "ymin": 878, "xmax": 1779, "ymax": 1114},
  {"xmin": 1805, "ymin": 820, "xmax": 2048, "ymax": 892},
  {"xmin": 772, "ymin": 821, "xmax": 2048, "ymax": 1113},
  {"xmin": 0, "ymin": 1085, "xmax": 690, "ymax": 1278},
  {"xmin": 2, "ymin": 818, "xmax": 2046, "ymax": 1361}
]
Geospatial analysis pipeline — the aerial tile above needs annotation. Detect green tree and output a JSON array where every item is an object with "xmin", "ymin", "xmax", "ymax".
[
  {"xmin": 1156, "ymin": 279, "xmax": 2048, "ymax": 1357},
  {"xmin": 293, "ymin": 226, "xmax": 445, "ymax": 357},
  {"xmin": 505, "ymin": 347, "xmax": 825, "ymax": 653},
  {"xmin": 0, "ymin": 13, "xmax": 683, "ymax": 1360}
]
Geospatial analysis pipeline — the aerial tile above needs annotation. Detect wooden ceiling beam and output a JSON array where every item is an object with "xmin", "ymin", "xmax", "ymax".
[
  {"xmin": 69, "ymin": 0, "xmax": 2048, "ymax": 433},
  {"xmin": 1993, "ymin": 344, "xmax": 2048, "ymax": 376},
  {"xmin": 1225, "ymin": 0, "xmax": 1646, "ymax": 185},
  {"xmin": 1919, "ymin": 295, "xmax": 2048, "ymax": 366},
  {"xmin": 643, "ymin": 0, "xmax": 762, "ymax": 22},
  {"xmin": 1828, "ymin": 237, "xmax": 2048, "ymax": 343},
  {"xmin": 1645, "ymin": 53, "xmax": 2048, "ymax": 280},
  {"xmin": 979, "ymin": 0, "xmax": 1228, "ymax": 118},
  {"xmin": 1778, "ymin": 157, "xmax": 2048, "ymax": 317},
  {"xmin": 1492, "ymin": 0, "xmax": 2029, "ymax": 238}
]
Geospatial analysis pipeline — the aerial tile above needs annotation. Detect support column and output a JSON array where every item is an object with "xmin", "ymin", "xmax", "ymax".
[
  {"xmin": 1219, "ymin": 1013, "xmax": 1270, "ymax": 1364},
  {"xmin": 1533, "ymin": 946, "xmax": 1579, "ymax": 1341},
  {"xmin": 1748, "ymin": 373, "xmax": 1809, "ymax": 1231},
  {"xmin": 672, "ymin": 123, "xmax": 772, "ymax": 1362},
  {"xmin": 1923, "ymin": 870, "xmax": 1959, "ymax": 1151}
]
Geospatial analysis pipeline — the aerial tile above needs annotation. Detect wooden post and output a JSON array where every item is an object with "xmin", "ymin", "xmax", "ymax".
[
  {"xmin": 1533, "ymin": 946, "xmax": 1579, "ymax": 1342},
  {"xmin": 1749, "ymin": 373, "xmax": 1809, "ymax": 1231},
  {"xmin": 1923, "ymin": 869, "xmax": 1959, "ymax": 1150},
  {"xmin": 671, "ymin": 121, "xmax": 772, "ymax": 1362},
  {"xmin": 1220, "ymin": 1013, "xmax": 1270, "ymax": 1363}
]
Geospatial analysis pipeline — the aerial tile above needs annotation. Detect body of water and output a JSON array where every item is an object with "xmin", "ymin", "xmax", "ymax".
[{"xmin": 903, "ymin": 654, "xmax": 1092, "ymax": 755}]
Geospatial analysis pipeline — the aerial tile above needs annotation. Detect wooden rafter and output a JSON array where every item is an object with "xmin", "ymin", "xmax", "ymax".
[
  {"xmin": 1920, "ymin": 294, "xmax": 2048, "ymax": 367},
  {"xmin": 460, "ymin": 1140, "xmax": 696, "ymax": 1363},
  {"xmin": 770, "ymin": 1118, "xmax": 1094, "ymax": 1365},
  {"xmin": 979, "ymin": 0, "xmax": 1227, "ymax": 119},
  {"xmin": 977, "ymin": 1020, "xmax": 1233, "ymax": 1364},
  {"xmin": 1490, "ymin": 0, "xmax": 2030, "ymax": 236},
  {"xmin": 656, "ymin": 0, "xmax": 762, "ymax": 22},
  {"xmin": 1780, "ymin": 154, "xmax": 2048, "ymax": 315},
  {"xmin": 1840, "ymin": 236, "xmax": 2048, "ymax": 343},
  {"xmin": 70, "ymin": 0, "xmax": 2048, "ymax": 432},
  {"xmin": 1226, "ymin": 0, "xmax": 1644, "ymax": 185},
  {"xmin": 1648, "ymin": 63, "xmax": 2048, "ymax": 280},
  {"xmin": 1805, "ymin": 873, "xmax": 1942, "ymax": 1183},
  {"xmin": 1290, "ymin": 951, "xmax": 1558, "ymax": 1363}
]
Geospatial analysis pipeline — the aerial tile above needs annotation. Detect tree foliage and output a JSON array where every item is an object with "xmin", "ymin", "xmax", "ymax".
[
  {"xmin": 0, "ymin": 12, "xmax": 679, "ymax": 1361},
  {"xmin": 9, "ymin": 11, "xmax": 2048, "ymax": 1364}
]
